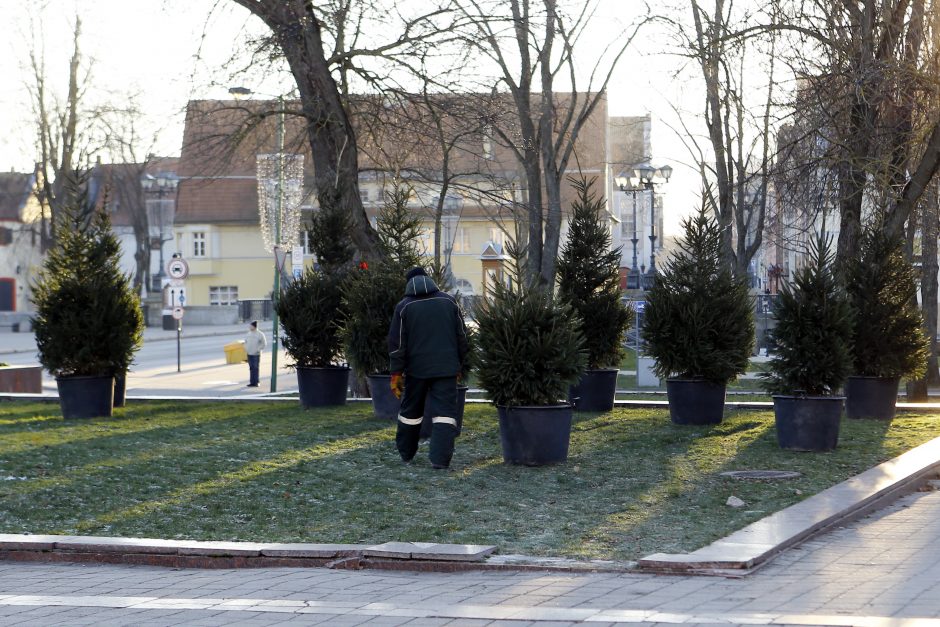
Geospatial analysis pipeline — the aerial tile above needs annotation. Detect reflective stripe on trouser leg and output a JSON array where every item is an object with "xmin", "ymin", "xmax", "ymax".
[
  {"xmin": 429, "ymin": 419, "xmax": 457, "ymax": 468},
  {"xmin": 396, "ymin": 376, "xmax": 430, "ymax": 463},
  {"xmin": 396, "ymin": 417, "xmax": 421, "ymax": 462}
]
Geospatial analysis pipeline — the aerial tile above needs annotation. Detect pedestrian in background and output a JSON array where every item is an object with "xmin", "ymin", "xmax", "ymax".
[
  {"xmin": 388, "ymin": 267, "xmax": 468, "ymax": 469},
  {"xmin": 245, "ymin": 320, "xmax": 266, "ymax": 388}
]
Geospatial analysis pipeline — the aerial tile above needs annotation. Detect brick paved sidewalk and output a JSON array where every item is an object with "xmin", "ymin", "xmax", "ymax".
[{"xmin": 0, "ymin": 491, "xmax": 939, "ymax": 626}]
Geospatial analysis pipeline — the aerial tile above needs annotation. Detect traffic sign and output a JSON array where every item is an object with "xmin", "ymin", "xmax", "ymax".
[
  {"xmin": 171, "ymin": 306, "xmax": 184, "ymax": 320},
  {"xmin": 167, "ymin": 258, "xmax": 190, "ymax": 280},
  {"xmin": 634, "ymin": 300, "xmax": 646, "ymax": 313},
  {"xmin": 169, "ymin": 278, "xmax": 185, "ymax": 288}
]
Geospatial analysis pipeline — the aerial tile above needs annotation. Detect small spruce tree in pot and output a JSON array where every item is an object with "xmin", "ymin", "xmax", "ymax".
[
  {"xmin": 556, "ymin": 175, "xmax": 633, "ymax": 412},
  {"xmin": 641, "ymin": 208, "xmax": 753, "ymax": 425},
  {"xmin": 844, "ymin": 227, "xmax": 928, "ymax": 419},
  {"xmin": 762, "ymin": 234, "xmax": 853, "ymax": 451},
  {"xmin": 342, "ymin": 184, "xmax": 422, "ymax": 419},
  {"xmin": 476, "ymin": 243, "xmax": 587, "ymax": 465},
  {"xmin": 32, "ymin": 179, "xmax": 143, "ymax": 419},
  {"xmin": 276, "ymin": 194, "xmax": 354, "ymax": 408}
]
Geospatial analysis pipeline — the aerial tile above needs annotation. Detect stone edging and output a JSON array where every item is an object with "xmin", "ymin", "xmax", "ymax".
[
  {"xmin": 0, "ymin": 538, "xmax": 498, "ymax": 572},
  {"xmin": 637, "ymin": 434, "xmax": 940, "ymax": 576}
]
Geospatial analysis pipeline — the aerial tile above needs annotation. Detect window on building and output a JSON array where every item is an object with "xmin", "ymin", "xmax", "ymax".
[
  {"xmin": 0, "ymin": 227, "xmax": 12, "ymax": 246},
  {"xmin": 488, "ymin": 227, "xmax": 505, "ymax": 249},
  {"xmin": 621, "ymin": 211, "xmax": 636, "ymax": 238},
  {"xmin": 192, "ymin": 231, "xmax": 207, "ymax": 257},
  {"xmin": 455, "ymin": 278, "xmax": 474, "ymax": 295},
  {"xmin": 451, "ymin": 227, "xmax": 471, "ymax": 254},
  {"xmin": 419, "ymin": 228, "xmax": 435, "ymax": 255},
  {"xmin": 301, "ymin": 230, "xmax": 315, "ymax": 256},
  {"xmin": 209, "ymin": 286, "xmax": 238, "ymax": 306},
  {"xmin": 360, "ymin": 188, "xmax": 370, "ymax": 203},
  {"xmin": 443, "ymin": 195, "xmax": 463, "ymax": 211}
]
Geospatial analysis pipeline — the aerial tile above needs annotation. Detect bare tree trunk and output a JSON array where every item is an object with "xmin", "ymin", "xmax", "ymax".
[
  {"xmin": 230, "ymin": 0, "xmax": 381, "ymax": 261},
  {"xmin": 30, "ymin": 17, "xmax": 85, "ymax": 249},
  {"xmin": 921, "ymin": 183, "xmax": 940, "ymax": 385}
]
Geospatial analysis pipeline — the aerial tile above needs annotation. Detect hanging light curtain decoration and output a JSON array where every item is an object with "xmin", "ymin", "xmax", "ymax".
[{"xmin": 256, "ymin": 153, "xmax": 304, "ymax": 253}]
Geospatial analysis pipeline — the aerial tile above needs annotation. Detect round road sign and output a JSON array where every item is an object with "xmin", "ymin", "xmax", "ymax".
[
  {"xmin": 171, "ymin": 306, "xmax": 185, "ymax": 320},
  {"xmin": 167, "ymin": 258, "xmax": 190, "ymax": 280}
]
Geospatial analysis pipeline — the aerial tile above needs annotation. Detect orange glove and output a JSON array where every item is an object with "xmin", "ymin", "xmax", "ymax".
[{"xmin": 390, "ymin": 372, "xmax": 404, "ymax": 399}]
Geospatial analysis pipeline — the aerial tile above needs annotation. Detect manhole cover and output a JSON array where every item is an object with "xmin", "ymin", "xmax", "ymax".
[{"xmin": 720, "ymin": 470, "xmax": 802, "ymax": 480}]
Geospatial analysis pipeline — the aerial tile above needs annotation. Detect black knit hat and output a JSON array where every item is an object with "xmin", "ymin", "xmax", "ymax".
[{"xmin": 406, "ymin": 267, "xmax": 427, "ymax": 281}]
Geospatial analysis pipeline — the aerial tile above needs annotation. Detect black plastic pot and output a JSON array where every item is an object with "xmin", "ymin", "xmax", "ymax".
[
  {"xmin": 296, "ymin": 366, "xmax": 350, "ymax": 408},
  {"xmin": 497, "ymin": 404, "xmax": 573, "ymax": 466},
  {"xmin": 368, "ymin": 374, "xmax": 401, "ymax": 420},
  {"xmin": 845, "ymin": 376, "xmax": 899, "ymax": 420},
  {"xmin": 56, "ymin": 375, "xmax": 114, "ymax": 419},
  {"xmin": 113, "ymin": 372, "xmax": 126, "ymax": 408},
  {"xmin": 772, "ymin": 395, "xmax": 843, "ymax": 451},
  {"xmin": 666, "ymin": 379, "xmax": 726, "ymax": 425},
  {"xmin": 420, "ymin": 385, "xmax": 469, "ymax": 438},
  {"xmin": 569, "ymin": 368, "xmax": 619, "ymax": 412}
]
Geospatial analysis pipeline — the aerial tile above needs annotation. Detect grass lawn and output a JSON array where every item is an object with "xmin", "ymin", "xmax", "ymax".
[{"xmin": 0, "ymin": 399, "xmax": 937, "ymax": 562}]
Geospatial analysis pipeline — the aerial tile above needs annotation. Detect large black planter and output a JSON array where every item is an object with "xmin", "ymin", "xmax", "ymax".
[
  {"xmin": 113, "ymin": 372, "xmax": 127, "ymax": 408},
  {"xmin": 666, "ymin": 379, "xmax": 726, "ymax": 425},
  {"xmin": 56, "ymin": 375, "xmax": 114, "ymax": 419},
  {"xmin": 845, "ymin": 376, "xmax": 900, "ymax": 420},
  {"xmin": 420, "ymin": 385, "xmax": 469, "ymax": 438},
  {"xmin": 497, "ymin": 404, "xmax": 573, "ymax": 466},
  {"xmin": 569, "ymin": 369, "xmax": 619, "ymax": 412},
  {"xmin": 773, "ymin": 395, "xmax": 843, "ymax": 451},
  {"xmin": 296, "ymin": 366, "xmax": 349, "ymax": 408},
  {"xmin": 368, "ymin": 374, "xmax": 401, "ymax": 420}
]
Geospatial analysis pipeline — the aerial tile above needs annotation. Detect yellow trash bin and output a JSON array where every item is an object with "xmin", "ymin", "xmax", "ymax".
[{"xmin": 224, "ymin": 340, "xmax": 248, "ymax": 364}]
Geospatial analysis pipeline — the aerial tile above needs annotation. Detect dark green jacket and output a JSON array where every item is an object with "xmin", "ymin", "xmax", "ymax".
[{"xmin": 388, "ymin": 275, "xmax": 468, "ymax": 378}]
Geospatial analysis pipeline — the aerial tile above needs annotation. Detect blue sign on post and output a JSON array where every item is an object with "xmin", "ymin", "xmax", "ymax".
[{"xmin": 634, "ymin": 300, "xmax": 645, "ymax": 313}]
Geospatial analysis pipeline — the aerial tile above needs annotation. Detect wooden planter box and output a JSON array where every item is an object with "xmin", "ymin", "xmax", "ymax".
[{"xmin": 0, "ymin": 365, "xmax": 43, "ymax": 394}]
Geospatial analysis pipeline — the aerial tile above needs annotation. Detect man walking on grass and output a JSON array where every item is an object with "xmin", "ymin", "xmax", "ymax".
[{"xmin": 388, "ymin": 267, "xmax": 468, "ymax": 469}]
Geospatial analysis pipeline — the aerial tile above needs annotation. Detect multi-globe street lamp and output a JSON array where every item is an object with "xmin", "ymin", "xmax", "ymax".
[
  {"xmin": 141, "ymin": 173, "xmax": 179, "ymax": 294},
  {"xmin": 615, "ymin": 163, "xmax": 672, "ymax": 290}
]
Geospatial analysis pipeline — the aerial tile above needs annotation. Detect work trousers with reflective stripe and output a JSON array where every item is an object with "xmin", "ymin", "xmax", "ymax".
[{"xmin": 396, "ymin": 376, "xmax": 458, "ymax": 467}]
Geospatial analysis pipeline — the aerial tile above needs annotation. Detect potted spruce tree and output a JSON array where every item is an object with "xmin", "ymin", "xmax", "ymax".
[
  {"xmin": 32, "ymin": 180, "xmax": 144, "ymax": 419},
  {"xmin": 762, "ymin": 234, "xmax": 854, "ymax": 451},
  {"xmin": 845, "ymin": 228, "xmax": 928, "ymax": 420},
  {"xmin": 557, "ymin": 176, "xmax": 632, "ymax": 412},
  {"xmin": 641, "ymin": 209, "xmax": 753, "ymax": 425},
  {"xmin": 342, "ymin": 185, "xmax": 421, "ymax": 419},
  {"xmin": 276, "ymin": 197, "xmax": 353, "ymax": 408},
  {"xmin": 476, "ymin": 245, "xmax": 587, "ymax": 465}
]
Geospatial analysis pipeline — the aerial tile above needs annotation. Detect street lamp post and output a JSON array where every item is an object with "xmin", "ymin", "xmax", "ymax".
[
  {"xmin": 631, "ymin": 163, "xmax": 672, "ymax": 289},
  {"xmin": 615, "ymin": 181, "xmax": 641, "ymax": 289},
  {"xmin": 230, "ymin": 86, "xmax": 292, "ymax": 393},
  {"xmin": 271, "ymin": 96, "xmax": 286, "ymax": 393},
  {"xmin": 141, "ymin": 174, "xmax": 179, "ymax": 294}
]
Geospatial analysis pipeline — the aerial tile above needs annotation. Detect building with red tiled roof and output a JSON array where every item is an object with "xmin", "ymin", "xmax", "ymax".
[{"xmin": 171, "ymin": 94, "xmax": 664, "ymax": 309}]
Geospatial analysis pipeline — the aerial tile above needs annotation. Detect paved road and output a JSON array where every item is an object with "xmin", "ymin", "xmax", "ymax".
[
  {"xmin": 0, "ymin": 489, "xmax": 937, "ymax": 626},
  {"xmin": 1, "ymin": 325, "xmax": 300, "ymax": 397}
]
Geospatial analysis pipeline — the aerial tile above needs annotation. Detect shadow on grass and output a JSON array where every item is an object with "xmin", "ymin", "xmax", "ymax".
[
  {"xmin": 0, "ymin": 401, "xmax": 390, "ymax": 468},
  {"xmin": 0, "ymin": 401, "xmax": 937, "ymax": 559}
]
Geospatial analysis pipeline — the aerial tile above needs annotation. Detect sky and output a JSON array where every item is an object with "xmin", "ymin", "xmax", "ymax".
[{"xmin": 0, "ymin": 0, "xmax": 724, "ymax": 235}]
